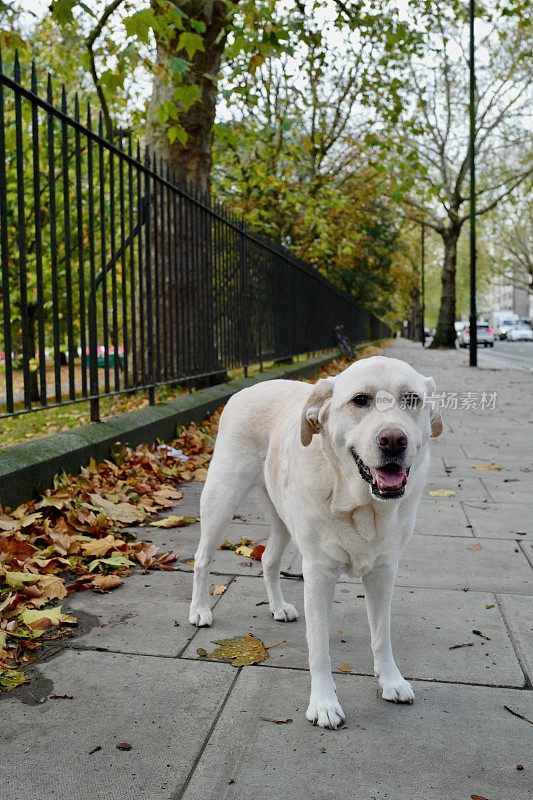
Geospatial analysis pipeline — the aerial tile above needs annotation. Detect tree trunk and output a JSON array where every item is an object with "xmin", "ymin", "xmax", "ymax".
[
  {"xmin": 409, "ymin": 285, "xmax": 423, "ymax": 343},
  {"xmin": 146, "ymin": 1, "xmax": 227, "ymax": 194},
  {"xmin": 431, "ymin": 225, "xmax": 461, "ymax": 348},
  {"xmin": 143, "ymin": 1, "xmax": 228, "ymax": 385}
]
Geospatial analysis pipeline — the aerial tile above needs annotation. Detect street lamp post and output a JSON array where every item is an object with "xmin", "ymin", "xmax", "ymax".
[
  {"xmin": 420, "ymin": 222, "xmax": 426, "ymax": 345},
  {"xmin": 469, "ymin": 0, "xmax": 477, "ymax": 366}
]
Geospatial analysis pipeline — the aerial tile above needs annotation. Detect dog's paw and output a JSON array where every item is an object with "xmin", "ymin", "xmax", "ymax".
[
  {"xmin": 306, "ymin": 695, "xmax": 345, "ymax": 729},
  {"xmin": 271, "ymin": 602, "xmax": 299, "ymax": 622},
  {"xmin": 380, "ymin": 676, "xmax": 415, "ymax": 704},
  {"xmin": 188, "ymin": 605, "xmax": 212, "ymax": 627}
]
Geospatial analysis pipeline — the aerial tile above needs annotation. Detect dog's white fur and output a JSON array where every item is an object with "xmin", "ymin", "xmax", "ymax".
[{"xmin": 189, "ymin": 356, "xmax": 443, "ymax": 728}]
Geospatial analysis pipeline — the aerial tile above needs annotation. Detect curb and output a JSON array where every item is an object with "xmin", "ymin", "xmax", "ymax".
[{"xmin": 0, "ymin": 352, "xmax": 339, "ymax": 508}]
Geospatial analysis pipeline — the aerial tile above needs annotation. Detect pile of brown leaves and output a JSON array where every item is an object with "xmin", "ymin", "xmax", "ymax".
[{"xmin": 0, "ymin": 410, "xmax": 220, "ymax": 692}]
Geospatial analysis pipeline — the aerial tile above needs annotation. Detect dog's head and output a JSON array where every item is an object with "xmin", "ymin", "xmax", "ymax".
[{"xmin": 301, "ymin": 356, "xmax": 442, "ymax": 501}]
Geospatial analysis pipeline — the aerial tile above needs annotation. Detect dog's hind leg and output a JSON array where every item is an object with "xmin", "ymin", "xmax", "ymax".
[
  {"xmin": 189, "ymin": 453, "xmax": 260, "ymax": 627},
  {"xmin": 257, "ymin": 488, "xmax": 299, "ymax": 622}
]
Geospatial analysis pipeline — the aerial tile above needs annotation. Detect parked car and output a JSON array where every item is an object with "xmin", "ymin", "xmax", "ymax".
[
  {"xmin": 489, "ymin": 310, "xmax": 519, "ymax": 340},
  {"xmin": 458, "ymin": 324, "xmax": 495, "ymax": 348},
  {"xmin": 506, "ymin": 324, "xmax": 533, "ymax": 342}
]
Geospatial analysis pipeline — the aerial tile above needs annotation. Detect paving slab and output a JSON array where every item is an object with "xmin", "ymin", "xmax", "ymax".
[
  {"xmin": 181, "ymin": 667, "xmax": 532, "ymax": 800},
  {"xmin": 498, "ymin": 594, "xmax": 533, "ymax": 685},
  {"xmin": 394, "ymin": 535, "xmax": 533, "ymax": 594},
  {"xmin": 484, "ymin": 487, "xmax": 533, "ymax": 504},
  {"xmin": 463, "ymin": 501, "xmax": 532, "ymax": 540},
  {"xmin": 66, "ymin": 570, "xmax": 212, "ymax": 657},
  {"xmin": 414, "ymin": 498, "xmax": 473, "ymax": 537},
  {"xmin": 424, "ymin": 475, "xmax": 493, "ymax": 501},
  {"xmin": 184, "ymin": 576, "xmax": 525, "ymax": 687},
  {"xmin": 0, "ymin": 650, "xmax": 236, "ymax": 800}
]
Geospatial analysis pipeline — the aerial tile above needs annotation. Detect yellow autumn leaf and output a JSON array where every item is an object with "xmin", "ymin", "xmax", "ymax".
[
  {"xmin": 5, "ymin": 571, "xmax": 41, "ymax": 588},
  {"xmin": 211, "ymin": 584, "xmax": 227, "ymax": 596},
  {"xmin": 338, "ymin": 663, "xmax": 353, "ymax": 673},
  {"xmin": 0, "ymin": 668, "xmax": 28, "ymax": 692},
  {"xmin": 471, "ymin": 463, "xmax": 502, "ymax": 471},
  {"xmin": 197, "ymin": 634, "xmax": 268, "ymax": 667},
  {"xmin": 235, "ymin": 544, "xmax": 254, "ymax": 558},
  {"xmin": 81, "ymin": 534, "xmax": 126, "ymax": 557},
  {"xmin": 193, "ymin": 468, "xmax": 208, "ymax": 482},
  {"xmin": 429, "ymin": 489, "xmax": 456, "ymax": 498},
  {"xmin": 149, "ymin": 515, "xmax": 197, "ymax": 528},
  {"xmin": 20, "ymin": 606, "xmax": 76, "ymax": 631}
]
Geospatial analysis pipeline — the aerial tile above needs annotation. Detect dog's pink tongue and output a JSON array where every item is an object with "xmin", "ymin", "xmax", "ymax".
[{"xmin": 370, "ymin": 467, "xmax": 408, "ymax": 491}]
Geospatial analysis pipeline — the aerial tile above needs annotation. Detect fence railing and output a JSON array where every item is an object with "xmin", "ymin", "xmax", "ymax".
[{"xmin": 0, "ymin": 52, "xmax": 390, "ymax": 422}]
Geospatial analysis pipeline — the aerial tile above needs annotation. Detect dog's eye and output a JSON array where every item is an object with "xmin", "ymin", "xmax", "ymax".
[
  {"xmin": 402, "ymin": 393, "xmax": 420, "ymax": 409},
  {"xmin": 352, "ymin": 394, "xmax": 369, "ymax": 407}
]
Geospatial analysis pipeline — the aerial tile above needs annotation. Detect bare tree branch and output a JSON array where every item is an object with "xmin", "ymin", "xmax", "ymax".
[
  {"xmin": 85, "ymin": 0, "xmax": 125, "ymax": 134},
  {"xmin": 460, "ymin": 169, "xmax": 533, "ymax": 222}
]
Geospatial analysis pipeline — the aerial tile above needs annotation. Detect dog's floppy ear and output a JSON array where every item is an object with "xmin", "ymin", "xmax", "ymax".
[
  {"xmin": 424, "ymin": 376, "xmax": 443, "ymax": 438},
  {"xmin": 301, "ymin": 378, "xmax": 335, "ymax": 447}
]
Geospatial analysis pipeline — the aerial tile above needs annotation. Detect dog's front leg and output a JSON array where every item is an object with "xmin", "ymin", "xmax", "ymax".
[
  {"xmin": 362, "ymin": 563, "xmax": 414, "ymax": 704},
  {"xmin": 302, "ymin": 560, "xmax": 344, "ymax": 729}
]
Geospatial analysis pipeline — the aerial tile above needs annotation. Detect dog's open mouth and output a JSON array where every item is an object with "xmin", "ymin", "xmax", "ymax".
[{"xmin": 351, "ymin": 450, "xmax": 410, "ymax": 499}]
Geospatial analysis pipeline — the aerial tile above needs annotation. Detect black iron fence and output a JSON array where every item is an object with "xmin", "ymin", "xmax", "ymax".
[{"xmin": 0, "ymin": 53, "xmax": 390, "ymax": 421}]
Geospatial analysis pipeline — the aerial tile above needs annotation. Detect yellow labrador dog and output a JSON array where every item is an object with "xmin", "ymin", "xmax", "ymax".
[{"xmin": 189, "ymin": 356, "xmax": 443, "ymax": 729}]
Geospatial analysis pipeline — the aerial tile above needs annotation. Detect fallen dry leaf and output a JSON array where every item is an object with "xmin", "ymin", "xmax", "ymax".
[
  {"xmin": 89, "ymin": 495, "xmax": 145, "ymax": 524},
  {"xmin": 197, "ymin": 634, "xmax": 269, "ymax": 667},
  {"xmin": 471, "ymin": 463, "xmax": 502, "ymax": 471},
  {"xmin": 251, "ymin": 544, "xmax": 266, "ymax": 561},
  {"xmin": 149, "ymin": 515, "xmax": 197, "ymax": 528},
  {"xmin": 429, "ymin": 489, "xmax": 456, "ymax": 498},
  {"xmin": 20, "ymin": 606, "xmax": 76, "ymax": 631},
  {"xmin": 211, "ymin": 584, "xmax": 227, "ymax": 596},
  {"xmin": 116, "ymin": 742, "xmax": 133, "ymax": 751},
  {"xmin": 91, "ymin": 574, "xmax": 124, "ymax": 592},
  {"xmin": 235, "ymin": 544, "xmax": 254, "ymax": 558},
  {"xmin": 466, "ymin": 543, "xmax": 483, "ymax": 552},
  {"xmin": 259, "ymin": 716, "xmax": 293, "ymax": 724},
  {"xmin": 0, "ymin": 669, "xmax": 29, "ymax": 691},
  {"xmin": 338, "ymin": 663, "xmax": 353, "ymax": 673},
  {"xmin": 82, "ymin": 534, "xmax": 126, "ymax": 557}
]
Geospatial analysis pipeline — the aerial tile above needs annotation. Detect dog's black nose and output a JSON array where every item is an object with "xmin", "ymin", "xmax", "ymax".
[{"xmin": 377, "ymin": 428, "xmax": 408, "ymax": 455}]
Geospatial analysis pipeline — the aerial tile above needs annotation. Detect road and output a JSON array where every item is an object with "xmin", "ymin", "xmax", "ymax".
[{"xmin": 478, "ymin": 338, "xmax": 533, "ymax": 372}]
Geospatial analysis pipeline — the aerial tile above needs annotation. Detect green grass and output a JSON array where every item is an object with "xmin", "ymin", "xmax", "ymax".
[{"xmin": 0, "ymin": 384, "xmax": 188, "ymax": 449}]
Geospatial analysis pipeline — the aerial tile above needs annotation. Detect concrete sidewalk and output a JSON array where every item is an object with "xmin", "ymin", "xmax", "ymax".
[{"xmin": 2, "ymin": 340, "xmax": 532, "ymax": 800}]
